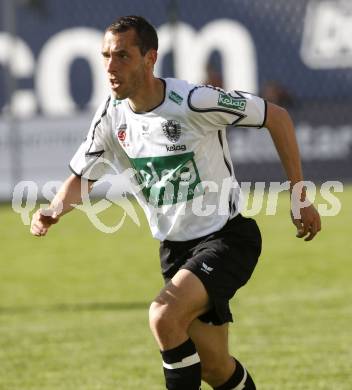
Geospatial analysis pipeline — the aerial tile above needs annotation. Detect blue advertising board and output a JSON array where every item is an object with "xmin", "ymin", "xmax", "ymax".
[{"xmin": 0, "ymin": 0, "xmax": 351, "ymax": 199}]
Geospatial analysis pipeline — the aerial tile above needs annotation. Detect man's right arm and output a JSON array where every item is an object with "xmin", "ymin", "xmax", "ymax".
[
  {"xmin": 30, "ymin": 174, "xmax": 94, "ymax": 237},
  {"xmin": 31, "ymin": 96, "xmax": 114, "ymax": 237}
]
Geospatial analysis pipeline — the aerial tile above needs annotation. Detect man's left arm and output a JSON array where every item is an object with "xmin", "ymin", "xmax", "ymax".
[{"xmin": 264, "ymin": 102, "xmax": 321, "ymax": 241}]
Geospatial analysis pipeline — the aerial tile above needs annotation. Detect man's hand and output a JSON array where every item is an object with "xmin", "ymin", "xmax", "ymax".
[
  {"xmin": 291, "ymin": 204, "xmax": 321, "ymax": 241},
  {"xmin": 30, "ymin": 209, "xmax": 60, "ymax": 237}
]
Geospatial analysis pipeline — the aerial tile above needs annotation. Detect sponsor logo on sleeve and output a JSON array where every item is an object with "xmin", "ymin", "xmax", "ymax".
[
  {"xmin": 168, "ymin": 90, "xmax": 184, "ymax": 105},
  {"xmin": 217, "ymin": 93, "xmax": 247, "ymax": 111}
]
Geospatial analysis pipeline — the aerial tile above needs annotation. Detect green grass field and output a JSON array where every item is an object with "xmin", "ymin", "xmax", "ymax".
[{"xmin": 1, "ymin": 186, "xmax": 351, "ymax": 389}]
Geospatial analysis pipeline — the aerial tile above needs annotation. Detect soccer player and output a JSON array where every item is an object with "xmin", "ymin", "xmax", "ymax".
[{"xmin": 30, "ymin": 16, "xmax": 321, "ymax": 390}]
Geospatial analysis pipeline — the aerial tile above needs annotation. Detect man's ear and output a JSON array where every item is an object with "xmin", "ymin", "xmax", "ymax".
[{"xmin": 145, "ymin": 49, "xmax": 158, "ymax": 67}]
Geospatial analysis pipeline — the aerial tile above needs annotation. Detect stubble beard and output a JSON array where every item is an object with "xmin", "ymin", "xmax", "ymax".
[{"xmin": 111, "ymin": 66, "xmax": 145, "ymax": 101}]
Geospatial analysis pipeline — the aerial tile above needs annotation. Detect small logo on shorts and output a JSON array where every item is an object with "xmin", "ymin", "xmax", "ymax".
[{"xmin": 201, "ymin": 262, "xmax": 214, "ymax": 275}]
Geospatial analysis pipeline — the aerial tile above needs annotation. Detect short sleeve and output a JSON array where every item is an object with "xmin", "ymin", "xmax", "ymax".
[
  {"xmin": 69, "ymin": 96, "xmax": 115, "ymax": 181},
  {"xmin": 187, "ymin": 85, "xmax": 267, "ymax": 129}
]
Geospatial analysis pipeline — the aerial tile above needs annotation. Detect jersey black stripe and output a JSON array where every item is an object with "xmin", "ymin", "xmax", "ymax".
[
  {"xmin": 87, "ymin": 95, "xmax": 111, "ymax": 153},
  {"xmin": 85, "ymin": 150, "xmax": 104, "ymax": 157},
  {"xmin": 217, "ymin": 130, "xmax": 237, "ymax": 216},
  {"xmin": 217, "ymin": 130, "xmax": 232, "ymax": 175},
  {"xmin": 68, "ymin": 163, "xmax": 82, "ymax": 177},
  {"xmin": 68, "ymin": 163, "xmax": 98, "ymax": 182},
  {"xmin": 261, "ymin": 100, "xmax": 268, "ymax": 128},
  {"xmin": 230, "ymin": 90, "xmax": 267, "ymax": 128}
]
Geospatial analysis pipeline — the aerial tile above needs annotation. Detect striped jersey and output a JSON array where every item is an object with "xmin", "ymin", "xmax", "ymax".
[{"xmin": 70, "ymin": 78, "xmax": 266, "ymax": 241}]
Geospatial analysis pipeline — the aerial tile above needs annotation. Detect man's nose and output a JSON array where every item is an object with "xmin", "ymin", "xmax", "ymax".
[{"xmin": 107, "ymin": 57, "xmax": 118, "ymax": 72}]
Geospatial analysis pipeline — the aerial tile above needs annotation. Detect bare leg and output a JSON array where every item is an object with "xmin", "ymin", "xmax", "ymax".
[{"xmin": 189, "ymin": 319, "xmax": 236, "ymax": 388}]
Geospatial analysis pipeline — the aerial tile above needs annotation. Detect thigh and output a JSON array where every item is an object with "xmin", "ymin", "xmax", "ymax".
[{"xmin": 182, "ymin": 219, "xmax": 261, "ymax": 325}]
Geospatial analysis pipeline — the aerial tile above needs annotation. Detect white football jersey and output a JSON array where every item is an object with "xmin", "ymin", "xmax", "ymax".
[{"xmin": 70, "ymin": 78, "xmax": 266, "ymax": 241}]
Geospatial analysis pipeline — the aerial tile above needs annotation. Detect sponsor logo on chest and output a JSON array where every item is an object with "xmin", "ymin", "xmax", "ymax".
[
  {"xmin": 166, "ymin": 144, "xmax": 186, "ymax": 152},
  {"xmin": 129, "ymin": 152, "xmax": 203, "ymax": 207}
]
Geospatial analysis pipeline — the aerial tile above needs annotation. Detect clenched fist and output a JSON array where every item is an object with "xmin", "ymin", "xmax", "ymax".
[{"xmin": 30, "ymin": 209, "xmax": 60, "ymax": 237}]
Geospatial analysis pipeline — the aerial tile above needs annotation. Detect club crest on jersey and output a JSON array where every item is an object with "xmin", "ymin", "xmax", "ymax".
[{"xmin": 162, "ymin": 120, "xmax": 181, "ymax": 143}]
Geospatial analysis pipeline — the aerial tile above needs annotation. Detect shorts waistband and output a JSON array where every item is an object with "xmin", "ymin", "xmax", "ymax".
[{"xmin": 162, "ymin": 214, "xmax": 245, "ymax": 247}]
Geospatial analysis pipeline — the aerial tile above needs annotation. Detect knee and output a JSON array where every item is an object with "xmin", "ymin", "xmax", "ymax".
[{"xmin": 149, "ymin": 301, "xmax": 178, "ymax": 335}]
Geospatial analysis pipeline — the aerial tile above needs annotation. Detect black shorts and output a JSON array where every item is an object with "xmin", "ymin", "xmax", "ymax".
[{"xmin": 159, "ymin": 214, "xmax": 262, "ymax": 325}]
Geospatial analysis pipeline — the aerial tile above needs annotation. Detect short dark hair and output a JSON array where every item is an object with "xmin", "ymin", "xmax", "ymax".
[{"xmin": 106, "ymin": 15, "xmax": 158, "ymax": 56}]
